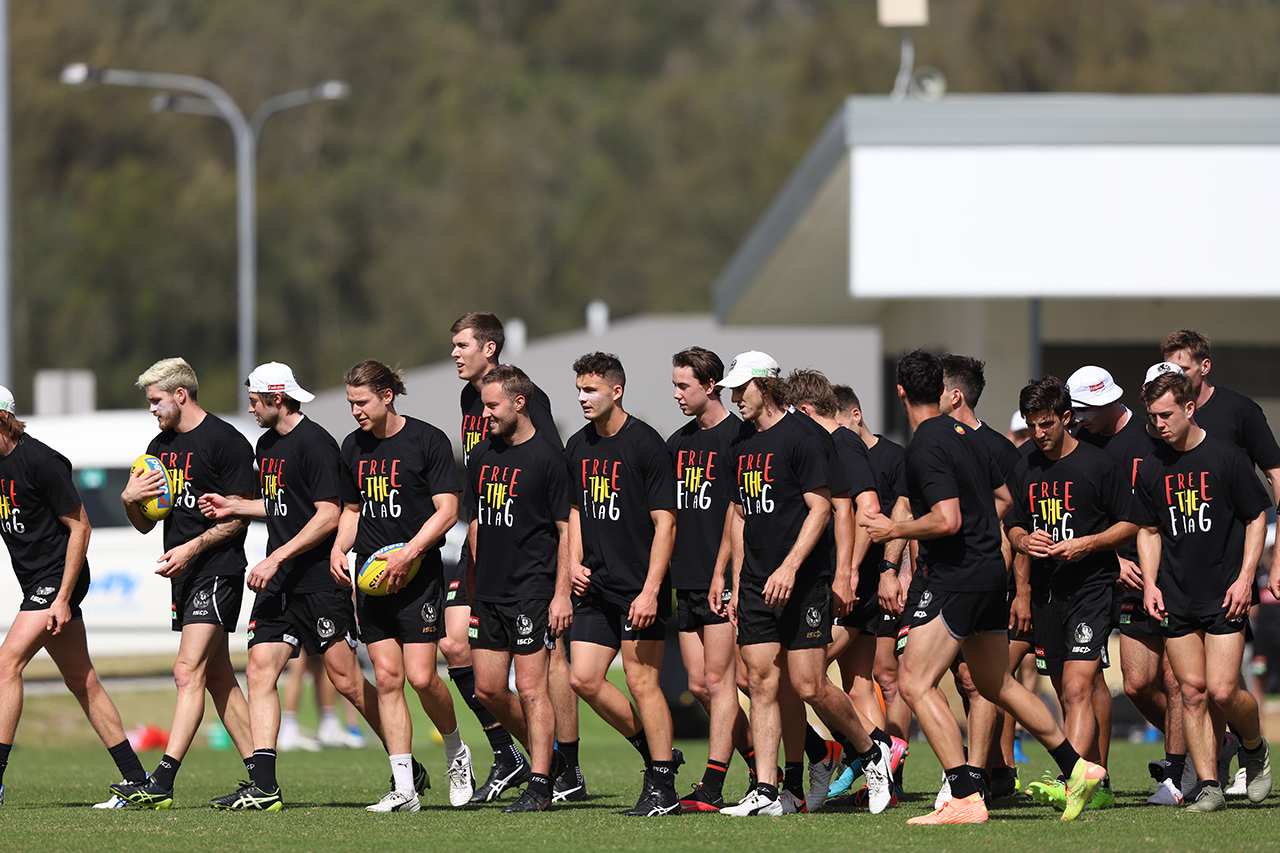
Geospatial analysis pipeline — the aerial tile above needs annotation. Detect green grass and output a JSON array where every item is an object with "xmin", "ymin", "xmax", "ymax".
[{"xmin": 2, "ymin": 677, "xmax": 1278, "ymax": 853}]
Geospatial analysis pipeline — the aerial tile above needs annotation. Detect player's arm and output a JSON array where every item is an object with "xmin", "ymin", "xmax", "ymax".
[
  {"xmin": 992, "ymin": 483, "xmax": 1013, "ymax": 521},
  {"xmin": 550, "ymin": 517, "xmax": 574, "ymax": 637},
  {"xmin": 720, "ymin": 502, "xmax": 745, "ymax": 624},
  {"xmin": 877, "ymin": 495, "xmax": 911, "ymax": 615},
  {"xmin": 465, "ymin": 517, "xmax": 478, "ymax": 607},
  {"xmin": 155, "ymin": 492, "xmax": 253, "ymax": 579},
  {"xmin": 763, "ymin": 487, "xmax": 831, "ymax": 608},
  {"xmin": 199, "ymin": 492, "xmax": 267, "ymax": 520},
  {"xmin": 383, "ymin": 491, "xmax": 459, "ymax": 592},
  {"xmin": 830, "ymin": 493, "xmax": 855, "ymax": 616},
  {"xmin": 1226, "ymin": 510, "xmax": 1267, "ymax": 619},
  {"xmin": 568, "ymin": 505, "xmax": 591, "ymax": 596},
  {"xmin": 329, "ymin": 501, "xmax": 361, "ymax": 586},
  {"xmin": 120, "ymin": 466, "xmax": 164, "ymax": 534},
  {"xmin": 1264, "ymin": 466, "xmax": 1280, "ymax": 511},
  {"xmin": 45, "ymin": 505, "xmax": 91, "ymax": 635},
  {"xmin": 629, "ymin": 507, "xmax": 675, "ymax": 630},
  {"xmin": 864, "ymin": 495, "xmax": 961, "ymax": 543},
  {"xmin": 1137, "ymin": 525, "xmax": 1165, "ymax": 621},
  {"xmin": 1009, "ymin": 552, "xmax": 1032, "ymax": 634},
  {"xmin": 708, "ymin": 503, "xmax": 734, "ymax": 613},
  {"xmin": 246, "ymin": 498, "xmax": 340, "ymax": 593},
  {"xmin": 1046, "ymin": 520, "xmax": 1139, "ymax": 563}
]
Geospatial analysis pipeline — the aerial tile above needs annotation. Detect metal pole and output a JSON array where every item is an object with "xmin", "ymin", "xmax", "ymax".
[
  {"xmin": 0, "ymin": 0, "xmax": 10, "ymax": 388},
  {"xmin": 234, "ymin": 120, "xmax": 255, "ymax": 391},
  {"xmin": 1028, "ymin": 298, "xmax": 1042, "ymax": 381}
]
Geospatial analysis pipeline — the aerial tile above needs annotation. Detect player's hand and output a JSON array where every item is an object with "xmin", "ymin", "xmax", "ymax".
[
  {"xmin": 1117, "ymin": 557, "xmax": 1144, "ymax": 591},
  {"xmin": 1223, "ymin": 577, "xmax": 1252, "ymax": 621},
  {"xmin": 831, "ymin": 571, "xmax": 854, "ymax": 617},
  {"xmin": 46, "ymin": 599, "xmax": 72, "ymax": 635},
  {"xmin": 549, "ymin": 593, "xmax": 573, "ymax": 637},
  {"xmin": 155, "ymin": 542, "xmax": 196, "ymax": 578},
  {"xmin": 763, "ymin": 566, "xmax": 796, "ymax": 608},
  {"xmin": 1144, "ymin": 584, "xmax": 1167, "ymax": 623},
  {"xmin": 628, "ymin": 590, "xmax": 659, "ymax": 630},
  {"xmin": 246, "ymin": 556, "xmax": 282, "ymax": 593},
  {"xmin": 198, "ymin": 493, "xmax": 234, "ymax": 520},
  {"xmin": 879, "ymin": 571, "xmax": 902, "ymax": 616},
  {"xmin": 571, "ymin": 564, "xmax": 592, "ymax": 596},
  {"xmin": 382, "ymin": 547, "xmax": 417, "ymax": 594},
  {"xmin": 1047, "ymin": 535, "xmax": 1092, "ymax": 563},
  {"xmin": 708, "ymin": 572, "xmax": 727, "ymax": 616},
  {"xmin": 728, "ymin": 589, "xmax": 739, "ymax": 627},
  {"xmin": 859, "ymin": 508, "xmax": 894, "ymax": 544},
  {"xmin": 330, "ymin": 550, "xmax": 352, "ymax": 587},
  {"xmin": 122, "ymin": 467, "xmax": 163, "ymax": 504},
  {"xmin": 1269, "ymin": 570, "xmax": 1280, "ymax": 602},
  {"xmin": 1009, "ymin": 590, "xmax": 1032, "ymax": 634},
  {"xmin": 1026, "ymin": 530, "xmax": 1055, "ymax": 559}
]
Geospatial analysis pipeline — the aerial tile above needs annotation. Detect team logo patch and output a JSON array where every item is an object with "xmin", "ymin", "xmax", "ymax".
[
  {"xmin": 919, "ymin": 590, "xmax": 933, "ymax": 608},
  {"xmin": 516, "ymin": 614, "xmax": 534, "ymax": 636},
  {"xmin": 36, "ymin": 586, "xmax": 57, "ymax": 597},
  {"xmin": 805, "ymin": 607, "xmax": 821, "ymax": 628},
  {"xmin": 421, "ymin": 603, "xmax": 438, "ymax": 625},
  {"xmin": 954, "ymin": 424, "xmax": 965, "ymax": 435},
  {"xmin": 1074, "ymin": 623, "xmax": 1094, "ymax": 644},
  {"xmin": 316, "ymin": 617, "xmax": 336, "ymax": 639},
  {"xmin": 194, "ymin": 590, "xmax": 211, "ymax": 609}
]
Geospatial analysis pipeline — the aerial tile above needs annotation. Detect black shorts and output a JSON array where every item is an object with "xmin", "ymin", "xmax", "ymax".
[
  {"xmin": 677, "ymin": 588, "xmax": 730, "ymax": 632},
  {"xmin": 356, "ymin": 559, "xmax": 445, "ymax": 645},
  {"xmin": 894, "ymin": 571, "xmax": 932, "ymax": 657},
  {"xmin": 19, "ymin": 570, "xmax": 90, "ymax": 620},
  {"xmin": 911, "ymin": 587, "xmax": 1008, "ymax": 641},
  {"xmin": 1117, "ymin": 589, "xmax": 1164, "ymax": 638},
  {"xmin": 834, "ymin": 593, "xmax": 881, "ymax": 637},
  {"xmin": 736, "ymin": 580, "xmax": 831, "ymax": 651},
  {"xmin": 172, "ymin": 573, "xmax": 243, "ymax": 633},
  {"xmin": 1164, "ymin": 610, "xmax": 1248, "ymax": 638},
  {"xmin": 570, "ymin": 592, "xmax": 664, "ymax": 649},
  {"xmin": 247, "ymin": 586, "xmax": 358, "ymax": 656},
  {"xmin": 470, "ymin": 598, "xmax": 550, "ymax": 653},
  {"xmin": 443, "ymin": 558, "xmax": 467, "ymax": 608},
  {"xmin": 1034, "ymin": 583, "xmax": 1114, "ymax": 676}
]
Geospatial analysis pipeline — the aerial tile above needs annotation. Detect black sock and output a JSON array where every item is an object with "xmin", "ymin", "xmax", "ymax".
[
  {"xmin": 650, "ymin": 759, "xmax": 678, "ymax": 792},
  {"xmin": 946, "ymin": 765, "xmax": 977, "ymax": 799},
  {"xmin": 803, "ymin": 725, "xmax": 829, "ymax": 763},
  {"xmin": 250, "ymin": 749, "xmax": 278, "ymax": 792},
  {"xmin": 968, "ymin": 766, "xmax": 989, "ymax": 798},
  {"xmin": 0, "ymin": 741, "xmax": 11, "ymax": 786},
  {"xmin": 528, "ymin": 772, "xmax": 551, "ymax": 798},
  {"xmin": 1242, "ymin": 740, "xmax": 1265, "ymax": 756},
  {"xmin": 487, "ymin": 727, "xmax": 519, "ymax": 762},
  {"xmin": 558, "ymin": 739, "xmax": 580, "ymax": 768},
  {"xmin": 856, "ymin": 742, "xmax": 883, "ymax": 769},
  {"xmin": 893, "ymin": 760, "xmax": 905, "ymax": 789},
  {"xmin": 1166, "ymin": 752, "xmax": 1186, "ymax": 784},
  {"xmin": 756, "ymin": 781, "xmax": 779, "ymax": 800},
  {"xmin": 151, "ymin": 754, "xmax": 182, "ymax": 790},
  {"xmin": 108, "ymin": 740, "xmax": 147, "ymax": 784},
  {"xmin": 1047, "ymin": 739, "xmax": 1082, "ymax": 778},
  {"xmin": 626, "ymin": 730, "xmax": 652, "ymax": 764},
  {"xmin": 741, "ymin": 748, "xmax": 756, "ymax": 776},
  {"xmin": 783, "ymin": 762, "xmax": 805, "ymax": 798},
  {"xmin": 701, "ymin": 759, "xmax": 729, "ymax": 797},
  {"xmin": 448, "ymin": 666, "xmax": 503, "ymax": 730},
  {"xmin": 870, "ymin": 727, "xmax": 892, "ymax": 748}
]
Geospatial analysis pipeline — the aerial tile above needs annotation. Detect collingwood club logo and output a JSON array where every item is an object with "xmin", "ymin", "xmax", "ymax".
[
  {"xmin": 421, "ymin": 603, "xmax": 437, "ymax": 625},
  {"xmin": 805, "ymin": 607, "xmax": 821, "ymax": 628},
  {"xmin": 516, "ymin": 614, "xmax": 534, "ymax": 636},
  {"xmin": 919, "ymin": 590, "xmax": 933, "ymax": 608},
  {"xmin": 1074, "ymin": 623, "xmax": 1094, "ymax": 644},
  {"xmin": 316, "ymin": 617, "xmax": 336, "ymax": 639},
  {"xmin": 36, "ymin": 586, "xmax": 57, "ymax": 597}
]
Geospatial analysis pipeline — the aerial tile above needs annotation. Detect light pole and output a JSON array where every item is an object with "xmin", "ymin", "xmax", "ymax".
[{"xmin": 60, "ymin": 64, "xmax": 348, "ymax": 388}]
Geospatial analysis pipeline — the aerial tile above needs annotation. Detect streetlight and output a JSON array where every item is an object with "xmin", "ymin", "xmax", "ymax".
[{"xmin": 60, "ymin": 63, "xmax": 348, "ymax": 388}]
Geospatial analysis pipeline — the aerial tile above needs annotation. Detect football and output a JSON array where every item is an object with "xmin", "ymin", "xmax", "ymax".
[
  {"xmin": 131, "ymin": 454, "xmax": 174, "ymax": 521},
  {"xmin": 357, "ymin": 543, "xmax": 422, "ymax": 596}
]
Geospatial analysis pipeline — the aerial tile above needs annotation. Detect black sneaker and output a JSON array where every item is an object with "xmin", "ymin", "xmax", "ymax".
[
  {"xmin": 552, "ymin": 764, "xmax": 588, "ymax": 803},
  {"xmin": 110, "ymin": 778, "xmax": 174, "ymax": 810},
  {"xmin": 470, "ymin": 753, "xmax": 532, "ymax": 804},
  {"xmin": 386, "ymin": 762, "xmax": 432, "ymax": 798},
  {"xmin": 209, "ymin": 781, "xmax": 283, "ymax": 811},
  {"xmin": 988, "ymin": 768, "xmax": 1018, "ymax": 801},
  {"xmin": 502, "ymin": 786, "xmax": 552, "ymax": 813},
  {"xmin": 624, "ymin": 780, "xmax": 682, "ymax": 816},
  {"xmin": 550, "ymin": 749, "xmax": 568, "ymax": 783},
  {"xmin": 623, "ymin": 749, "xmax": 683, "ymax": 816},
  {"xmin": 679, "ymin": 781, "xmax": 725, "ymax": 812}
]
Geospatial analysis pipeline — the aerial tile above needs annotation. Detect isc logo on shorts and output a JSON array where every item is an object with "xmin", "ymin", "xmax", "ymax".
[{"xmin": 468, "ymin": 615, "xmax": 479, "ymax": 640}]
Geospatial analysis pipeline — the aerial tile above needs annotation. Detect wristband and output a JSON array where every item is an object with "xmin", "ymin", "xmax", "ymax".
[{"xmin": 879, "ymin": 559, "xmax": 899, "ymax": 574}]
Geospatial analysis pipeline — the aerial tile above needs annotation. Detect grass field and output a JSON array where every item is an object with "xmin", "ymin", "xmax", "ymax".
[{"xmin": 2, "ymin": 675, "xmax": 1278, "ymax": 853}]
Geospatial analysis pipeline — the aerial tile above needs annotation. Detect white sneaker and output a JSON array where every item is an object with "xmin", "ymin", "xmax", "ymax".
[
  {"xmin": 366, "ymin": 790, "xmax": 420, "ymax": 812},
  {"xmin": 93, "ymin": 793, "xmax": 130, "ymax": 809},
  {"xmin": 934, "ymin": 774, "xmax": 952, "ymax": 811},
  {"xmin": 344, "ymin": 726, "xmax": 368, "ymax": 749},
  {"xmin": 1146, "ymin": 778, "xmax": 1183, "ymax": 806},
  {"xmin": 317, "ymin": 719, "xmax": 349, "ymax": 748},
  {"xmin": 778, "ymin": 790, "xmax": 804, "ymax": 814},
  {"xmin": 863, "ymin": 744, "xmax": 893, "ymax": 815},
  {"xmin": 804, "ymin": 741, "xmax": 841, "ymax": 813},
  {"xmin": 720, "ymin": 788, "xmax": 783, "ymax": 816},
  {"xmin": 1225, "ymin": 767, "xmax": 1248, "ymax": 795},
  {"xmin": 277, "ymin": 729, "xmax": 321, "ymax": 753},
  {"xmin": 446, "ymin": 743, "xmax": 475, "ymax": 807}
]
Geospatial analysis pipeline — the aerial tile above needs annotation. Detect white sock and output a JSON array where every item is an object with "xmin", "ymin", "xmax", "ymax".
[
  {"xmin": 320, "ymin": 709, "xmax": 339, "ymax": 727},
  {"xmin": 389, "ymin": 754, "xmax": 414, "ymax": 796},
  {"xmin": 280, "ymin": 713, "xmax": 299, "ymax": 738},
  {"xmin": 441, "ymin": 727, "xmax": 464, "ymax": 763}
]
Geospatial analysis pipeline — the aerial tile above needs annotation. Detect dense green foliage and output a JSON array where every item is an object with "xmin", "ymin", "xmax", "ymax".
[{"xmin": 13, "ymin": 1, "xmax": 1280, "ymax": 410}]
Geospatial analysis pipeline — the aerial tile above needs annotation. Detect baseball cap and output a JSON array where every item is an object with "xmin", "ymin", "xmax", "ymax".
[
  {"xmin": 1009, "ymin": 410, "xmax": 1028, "ymax": 433},
  {"xmin": 1143, "ymin": 361, "xmax": 1184, "ymax": 387},
  {"xmin": 1066, "ymin": 365, "xmax": 1123, "ymax": 407},
  {"xmin": 720, "ymin": 351, "xmax": 781, "ymax": 389},
  {"xmin": 247, "ymin": 362, "xmax": 315, "ymax": 403},
  {"xmin": 0, "ymin": 385, "xmax": 14, "ymax": 415}
]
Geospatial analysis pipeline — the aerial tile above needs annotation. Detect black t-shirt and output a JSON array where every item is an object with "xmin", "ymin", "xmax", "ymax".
[
  {"xmin": 460, "ymin": 380, "xmax": 560, "ymax": 466},
  {"xmin": 904, "ymin": 416, "xmax": 1006, "ymax": 593},
  {"xmin": 566, "ymin": 415, "xmax": 674, "ymax": 608},
  {"xmin": 0, "ymin": 436, "xmax": 88, "ymax": 585},
  {"xmin": 1194, "ymin": 385, "xmax": 1280, "ymax": 473},
  {"xmin": 830, "ymin": 426, "xmax": 877, "ymax": 588},
  {"xmin": 1006, "ymin": 441, "xmax": 1130, "ymax": 594},
  {"xmin": 465, "ymin": 431, "xmax": 571, "ymax": 603},
  {"xmin": 794, "ymin": 412, "xmax": 850, "ymax": 498},
  {"xmin": 148, "ymin": 415, "xmax": 256, "ymax": 579},
  {"xmin": 973, "ymin": 422, "xmax": 1022, "ymax": 489},
  {"xmin": 339, "ymin": 417, "xmax": 461, "ymax": 578},
  {"xmin": 730, "ymin": 412, "xmax": 833, "ymax": 589},
  {"xmin": 1129, "ymin": 432, "xmax": 1271, "ymax": 618},
  {"xmin": 667, "ymin": 413, "xmax": 740, "ymax": 591},
  {"xmin": 256, "ymin": 417, "xmax": 342, "ymax": 595},
  {"xmin": 1078, "ymin": 411, "xmax": 1164, "ymax": 564},
  {"xmin": 861, "ymin": 434, "xmax": 908, "ymax": 593}
]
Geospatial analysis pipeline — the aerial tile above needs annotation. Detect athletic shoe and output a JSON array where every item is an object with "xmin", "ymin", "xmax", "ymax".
[
  {"xmin": 1146, "ymin": 778, "xmax": 1184, "ymax": 805},
  {"xmin": 93, "ymin": 784, "xmax": 136, "ymax": 810},
  {"xmin": 1184, "ymin": 783, "xmax": 1226, "ymax": 812},
  {"xmin": 318, "ymin": 719, "xmax": 365, "ymax": 749},
  {"xmin": 502, "ymin": 786, "xmax": 551, "ymax": 813},
  {"xmin": 888, "ymin": 736, "xmax": 910, "ymax": 774},
  {"xmin": 469, "ymin": 752, "xmax": 531, "ymax": 804},
  {"xmin": 679, "ymin": 782, "xmax": 725, "ymax": 813},
  {"xmin": 1181, "ymin": 757, "xmax": 1197, "ymax": 798},
  {"xmin": 827, "ymin": 783, "xmax": 900, "ymax": 809},
  {"xmin": 826, "ymin": 757, "xmax": 863, "ymax": 798},
  {"xmin": 804, "ymin": 740, "xmax": 842, "ymax": 813},
  {"xmin": 1225, "ymin": 767, "xmax": 1248, "ymax": 795},
  {"xmin": 720, "ymin": 788, "xmax": 783, "ymax": 816},
  {"xmin": 345, "ymin": 725, "xmax": 368, "ymax": 749},
  {"xmin": 933, "ymin": 774, "xmax": 951, "ymax": 811},
  {"xmin": 906, "ymin": 792, "xmax": 988, "ymax": 825},
  {"xmin": 1026, "ymin": 772, "xmax": 1066, "ymax": 809},
  {"xmin": 366, "ymin": 790, "xmax": 420, "ymax": 812},
  {"xmin": 988, "ymin": 768, "xmax": 1018, "ymax": 801},
  {"xmin": 110, "ymin": 778, "xmax": 174, "ymax": 810},
  {"xmin": 209, "ymin": 781, "xmax": 283, "ymax": 811},
  {"xmin": 414, "ymin": 761, "xmax": 431, "ymax": 794},
  {"xmin": 277, "ymin": 729, "xmax": 321, "ymax": 753},
  {"xmin": 552, "ymin": 765, "xmax": 588, "ymax": 803},
  {"xmin": 1088, "ymin": 781, "xmax": 1115, "ymax": 810},
  {"xmin": 623, "ymin": 781, "xmax": 681, "ymax": 816},
  {"xmin": 1219, "ymin": 731, "xmax": 1240, "ymax": 785},
  {"xmin": 1, "ymin": 783, "xmax": 5, "ymax": 806},
  {"xmin": 1012, "ymin": 736, "xmax": 1029, "ymax": 764},
  {"xmin": 779, "ymin": 789, "xmax": 806, "ymax": 814},
  {"xmin": 863, "ymin": 743, "xmax": 894, "ymax": 815},
  {"xmin": 1062, "ymin": 758, "xmax": 1107, "ymax": 821},
  {"xmin": 1147, "ymin": 758, "xmax": 1169, "ymax": 785},
  {"xmin": 1241, "ymin": 738, "xmax": 1272, "ymax": 803},
  {"xmin": 447, "ymin": 743, "xmax": 476, "ymax": 807}
]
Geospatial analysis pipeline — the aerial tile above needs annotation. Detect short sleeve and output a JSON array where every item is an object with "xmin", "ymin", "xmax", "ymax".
[
  {"xmin": 32, "ymin": 454, "xmax": 83, "ymax": 518},
  {"xmin": 424, "ymin": 429, "xmax": 462, "ymax": 496},
  {"xmin": 642, "ymin": 437, "xmax": 676, "ymax": 511}
]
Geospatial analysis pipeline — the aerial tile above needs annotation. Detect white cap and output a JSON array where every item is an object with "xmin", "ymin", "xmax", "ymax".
[
  {"xmin": 0, "ymin": 385, "xmax": 13, "ymax": 415},
  {"xmin": 1143, "ymin": 361, "xmax": 1184, "ymax": 387},
  {"xmin": 247, "ymin": 362, "xmax": 315, "ymax": 403},
  {"xmin": 1066, "ymin": 365, "xmax": 1123, "ymax": 407},
  {"xmin": 1009, "ymin": 410, "xmax": 1028, "ymax": 433},
  {"xmin": 720, "ymin": 351, "xmax": 781, "ymax": 389}
]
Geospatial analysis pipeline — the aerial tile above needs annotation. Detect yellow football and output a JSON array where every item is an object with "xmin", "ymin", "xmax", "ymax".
[
  {"xmin": 131, "ymin": 454, "xmax": 174, "ymax": 521},
  {"xmin": 357, "ymin": 543, "xmax": 422, "ymax": 596}
]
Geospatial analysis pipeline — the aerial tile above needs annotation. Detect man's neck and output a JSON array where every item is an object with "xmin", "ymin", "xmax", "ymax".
[
  {"xmin": 593, "ymin": 407, "xmax": 629, "ymax": 438},
  {"xmin": 1106, "ymin": 405, "xmax": 1131, "ymax": 437},
  {"xmin": 505, "ymin": 416, "xmax": 536, "ymax": 447},
  {"xmin": 854, "ymin": 422, "xmax": 878, "ymax": 448},
  {"xmin": 950, "ymin": 406, "xmax": 980, "ymax": 430},
  {"xmin": 374, "ymin": 411, "xmax": 406, "ymax": 440},
  {"xmin": 809, "ymin": 412, "xmax": 839, "ymax": 435},
  {"xmin": 175, "ymin": 404, "xmax": 208, "ymax": 434},
  {"xmin": 471, "ymin": 361, "xmax": 500, "ymax": 392},
  {"xmin": 274, "ymin": 410, "xmax": 305, "ymax": 437},
  {"xmin": 1043, "ymin": 432, "xmax": 1078, "ymax": 461},
  {"xmin": 694, "ymin": 400, "xmax": 730, "ymax": 431},
  {"xmin": 0, "ymin": 432, "xmax": 16, "ymax": 457},
  {"xmin": 1171, "ymin": 423, "xmax": 1206, "ymax": 453},
  {"xmin": 1196, "ymin": 380, "xmax": 1215, "ymax": 409},
  {"xmin": 906, "ymin": 402, "xmax": 942, "ymax": 432},
  {"xmin": 753, "ymin": 405, "xmax": 785, "ymax": 432}
]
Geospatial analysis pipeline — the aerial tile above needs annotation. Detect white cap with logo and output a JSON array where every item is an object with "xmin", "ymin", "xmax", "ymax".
[
  {"xmin": 247, "ymin": 362, "xmax": 315, "ymax": 403},
  {"xmin": 1009, "ymin": 410, "xmax": 1028, "ymax": 433},
  {"xmin": 1143, "ymin": 361, "xmax": 1184, "ymax": 387},
  {"xmin": 0, "ymin": 385, "xmax": 14, "ymax": 415},
  {"xmin": 1066, "ymin": 365, "xmax": 1123, "ymax": 407},
  {"xmin": 720, "ymin": 351, "xmax": 781, "ymax": 389}
]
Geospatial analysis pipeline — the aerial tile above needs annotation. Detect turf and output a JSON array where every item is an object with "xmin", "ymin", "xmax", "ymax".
[{"xmin": 2, "ymin": 677, "xmax": 1277, "ymax": 853}]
